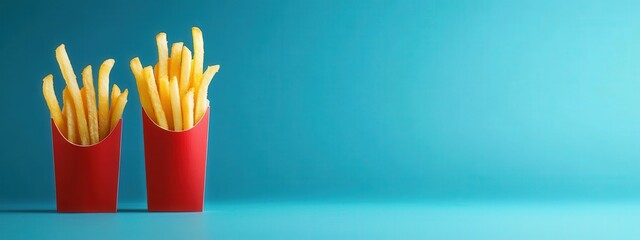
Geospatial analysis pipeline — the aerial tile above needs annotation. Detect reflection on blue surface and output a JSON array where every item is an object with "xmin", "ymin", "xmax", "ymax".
[{"xmin": 2, "ymin": 201, "xmax": 640, "ymax": 239}]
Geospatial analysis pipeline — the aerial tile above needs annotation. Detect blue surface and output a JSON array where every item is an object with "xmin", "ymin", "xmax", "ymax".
[{"xmin": 3, "ymin": 201, "xmax": 640, "ymax": 239}]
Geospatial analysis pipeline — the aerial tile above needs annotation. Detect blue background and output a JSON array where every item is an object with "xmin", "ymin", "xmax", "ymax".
[
  {"xmin": 4, "ymin": 0, "xmax": 640, "ymax": 204},
  {"xmin": 6, "ymin": 0, "xmax": 640, "ymax": 238},
  {"xmin": 3, "ymin": 0, "xmax": 640, "ymax": 225}
]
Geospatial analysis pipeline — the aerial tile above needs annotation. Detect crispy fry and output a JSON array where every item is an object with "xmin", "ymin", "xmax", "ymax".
[
  {"xmin": 192, "ymin": 27, "xmax": 204, "ymax": 90},
  {"xmin": 182, "ymin": 88, "xmax": 195, "ymax": 129},
  {"xmin": 169, "ymin": 42, "xmax": 183, "ymax": 80},
  {"xmin": 165, "ymin": 59, "xmax": 170, "ymax": 78},
  {"xmin": 130, "ymin": 58, "xmax": 154, "ymax": 118},
  {"xmin": 169, "ymin": 76, "xmax": 182, "ymax": 131},
  {"xmin": 42, "ymin": 74, "xmax": 66, "ymax": 135},
  {"xmin": 154, "ymin": 62, "xmax": 159, "ymax": 82},
  {"xmin": 98, "ymin": 59, "xmax": 115, "ymax": 140},
  {"xmin": 158, "ymin": 76, "xmax": 173, "ymax": 129},
  {"xmin": 156, "ymin": 33, "xmax": 169, "ymax": 82},
  {"xmin": 55, "ymin": 44, "xmax": 89, "ymax": 145},
  {"xmin": 61, "ymin": 103, "xmax": 66, "ymax": 130},
  {"xmin": 143, "ymin": 66, "xmax": 168, "ymax": 129},
  {"xmin": 179, "ymin": 46, "xmax": 192, "ymax": 95},
  {"xmin": 190, "ymin": 59, "xmax": 195, "ymax": 88},
  {"xmin": 82, "ymin": 66, "xmax": 99, "ymax": 144},
  {"xmin": 109, "ymin": 89, "xmax": 128, "ymax": 131},
  {"xmin": 63, "ymin": 88, "xmax": 77, "ymax": 144},
  {"xmin": 195, "ymin": 65, "xmax": 219, "ymax": 122},
  {"xmin": 79, "ymin": 87, "xmax": 90, "ymax": 141},
  {"xmin": 111, "ymin": 84, "xmax": 121, "ymax": 106}
]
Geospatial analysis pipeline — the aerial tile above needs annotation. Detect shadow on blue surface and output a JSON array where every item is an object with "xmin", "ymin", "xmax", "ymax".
[
  {"xmin": 117, "ymin": 209, "xmax": 147, "ymax": 213},
  {"xmin": 0, "ymin": 208, "xmax": 150, "ymax": 213},
  {"xmin": 0, "ymin": 209, "xmax": 56, "ymax": 213}
]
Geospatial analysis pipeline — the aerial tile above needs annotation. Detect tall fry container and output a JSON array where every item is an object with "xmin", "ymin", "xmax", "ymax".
[
  {"xmin": 142, "ymin": 108, "xmax": 210, "ymax": 212},
  {"xmin": 51, "ymin": 120, "xmax": 123, "ymax": 213}
]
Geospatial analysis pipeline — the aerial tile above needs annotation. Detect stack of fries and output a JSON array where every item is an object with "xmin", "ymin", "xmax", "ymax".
[
  {"xmin": 42, "ymin": 45, "xmax": 128, "ymax": 145},
  {"xmin": 130, "ymin": 27, "xmax": 220, "ymax": 131}
]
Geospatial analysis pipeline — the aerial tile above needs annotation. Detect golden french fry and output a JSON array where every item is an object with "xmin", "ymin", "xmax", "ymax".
[
  {"xmin": 42, "ymin": 74, "xmax": 66, "ymax": 135},
  {"xmin": 130, "ymin": 57, "xmax": 155, "ymax": 118},
  {"xmin": 55, "ymin": 44, "xmax": 89, "ymax": 145},
  {"xmin": 63, "ymin": 88, "xmax": 77, "ymax": 144},
  {"xmin": 79, "ymin": 87, "xmax": 86, "ymax": 131},
  {"xmin": 190, "ymin": 59, "xmax": 195, "ymax": 87},
  {"xmin": 192, "ymin": 27, "xmax": 204, "ymax": 90},
  {"xmin": 182, "ymin": 88, "xmax": 195, "ymax": 129},
  {"xmin": 109, "ymin": 89, "xmax": 128, "ymax": 131},
  {"xmin": 61, "ymin": 104, "xmax": 65, "ymax": 116},
  {"xmin": 169, "ymin": 42, "xmax": 184, "ymax": 80},
  {"xmin": 194, "ymin": 65, "xmax": 220, "ymax": 122},
  {"xmin": 167, "ymin": 59, "xmax": 170, "ymax": 71},
  {"xmin": 154, "ymin": 62, "xmax": 159, "ymax": 81},
  {"xmin": 158, "ymin": 76, "xmax": 173, "ymax": 129},
  {"xmin": 169, "ymin": 76, "xmax": 182, "ymax": 131},
  {"xmin": 98, "ymin": 59, "xmax": 115, "ymax": 140},
  {"xmin": 143, "ymin": 66, "xmax": 168, "ymax": 129},
  {"xmin": 61, "ymin": 103, "xmax": 66, "ymax": 131},
  {"xmin": 179, "ymin": 46, "xmax": 192, "ymax": 95},
  {"xmin": 79, "ymin": 89, "xmax": 88, "ymax": 140},
  {"xmin": 82, "ymin": 66, "xmax": 99, "ymax": 144},
  {"xmin": 79, "ymin": 87, "xmax": 91, "ymax": 141},
  {"xmin": 111, "ymin": 84, "xmax": 121, "ymax": 106},
  {"xmin": 156, "ymin": 33, "xmax": 169, "ymax": 82}
]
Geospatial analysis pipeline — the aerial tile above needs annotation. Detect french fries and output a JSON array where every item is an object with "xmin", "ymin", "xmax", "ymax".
[
  {"xmin": 56, "ymin": 45, "xmax": 89, "ymax": 145},
  {"xmin": 62, "ymin": 88, "xmax": 77, "ymax": 144},
  {"xmin": 130, "ymin": 57, "xmax": 155, "ymax": 119},
  {"xmin": 195, "ymin": 65, "xmax": 220, "ymax": 122},
  {"xmin": 191, "ymin": 27, "xmax": 204, "ymax": 90},
  {"xmin": 98, "ymin": 59, "xmax": 115, "ymax": 139},
  {"xmin": 169, "ymin": 42, "xmax": 184, "ymax": 80},
  {"xmin": 110, "ymin": 89, "xmax": 128, "ymax": 131},
  {"xmin": 182, "ymin": 89, "xmax": 195, "ymax": 129},
  {"xmin": 130, "ymin": 27, "xmax": 220, "ymax": 131},
  {"xmin": 143, "ymin": 66, "xmax": 168, "ymax": 129},
  {"xmin": 81, "ymin": 66, "xmax": 99, "ymax": 144},
  {"xmin": 156, "ymin": 33, "xmax": 169, "ymax": 83},
  {"xmin": 158, "ymin": 76, "xmax": 173, "ymax": 128},
  {"xmin": 42, "ymin": 45, "xmax": 128, "ymax": 145},
  {"xmin": 42, "ymin": 74, "xmax": 66, "ymax": 135},
  {"xmin": 169, "ymin": 77, "xmax": 183, "ymax": 131},
  {"xmin": 179, "ymin": 46, "xmax": 192, "ymax": 96},
  {"xmin": 111, "ymin": 84, "xmax": 121, "ymax": 105}
]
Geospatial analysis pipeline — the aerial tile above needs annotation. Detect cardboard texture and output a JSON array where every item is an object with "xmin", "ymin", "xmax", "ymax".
[
  {"xmin": 51, "ymin": 120, "xmax": 122, "ymax": 213},
  {"xmin": 142, "ymin": 108, "xmax": 210, "ymax": 212}
]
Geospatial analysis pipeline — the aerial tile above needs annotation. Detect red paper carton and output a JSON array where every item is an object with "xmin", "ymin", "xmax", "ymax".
[
  {"xmin": 142, "ymin": 108, "xmax": 209, "ymax": 212},
  {"xmin": 51, "ymin": 120, "xmax": 122, "ymax": 213}
]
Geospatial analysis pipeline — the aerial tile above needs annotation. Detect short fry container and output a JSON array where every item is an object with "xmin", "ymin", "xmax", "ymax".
[
  {"xmin": 51, "ymin": 120, "xmax": 123, "ymax": 213},
  {"xmin": 142, "ymin": 108, "xmax": 210, "ymax": 212}
]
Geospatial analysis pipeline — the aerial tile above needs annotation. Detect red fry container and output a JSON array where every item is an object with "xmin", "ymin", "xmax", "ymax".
[
  {"xmin": 51, "ymin": 119, "xmax": 122, "ymax": 213},
  {"xmin": 142, "ymin": 108, "xmax": 210, "ymax": 212}
]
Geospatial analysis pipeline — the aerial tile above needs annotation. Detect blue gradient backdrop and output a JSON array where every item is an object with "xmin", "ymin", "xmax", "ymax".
[{"xmin": 2, "ymin": 0, "xmax": 640, "ymax": 205}]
